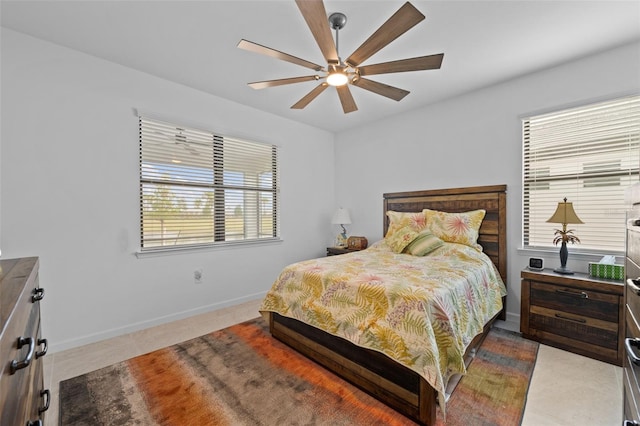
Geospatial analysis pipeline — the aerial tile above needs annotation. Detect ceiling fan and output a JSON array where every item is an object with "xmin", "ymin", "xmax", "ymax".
[
  {"xmin": 151, "ymin": 127, "xmax": 202, "ymax": 157},
  {"xmin": 237, "ymin": 0, "xmax": 444, "ymax": 114}
]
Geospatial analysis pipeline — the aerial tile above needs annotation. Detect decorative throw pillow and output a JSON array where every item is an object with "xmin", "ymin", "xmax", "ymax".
[
  {"xmin": 385, "ymin": 210, "xmax": 428, "ymax": 238},
  {"xmin": 385, "ymin": 225, "xmax": 419, "ymax": 253},
  {"xmin": 423, "ymin": 209, "xmax": 486, "ymax": 251},
  {"xmin": 404, "ymin": 230, "xmax": 444, "ymax": 256}
]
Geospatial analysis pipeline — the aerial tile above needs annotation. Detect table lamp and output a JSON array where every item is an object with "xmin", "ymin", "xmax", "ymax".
[
  {"xmin": 331, "ymin": 208, "xmax": 351, "ymax": 247},
  {"xmin": 546, "ymin": 197, "xmax": 583, "ymax": 274}
]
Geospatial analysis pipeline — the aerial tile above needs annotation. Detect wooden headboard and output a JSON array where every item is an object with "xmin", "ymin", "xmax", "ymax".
[{"xmin": 383, "ymin": 185, "xmax": 507, "ymax": 318}]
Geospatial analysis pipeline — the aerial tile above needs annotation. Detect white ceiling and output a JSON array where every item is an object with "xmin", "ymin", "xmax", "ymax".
[{"xmin": 2, "ymin": 0, "xmax": 639, "ymax": 133}]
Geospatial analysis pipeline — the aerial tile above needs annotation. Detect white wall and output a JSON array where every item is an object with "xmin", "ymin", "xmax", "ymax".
[
  {"xmin": 0, "ymin": 29, "xmax": 336, "ymax": 352},
  {"xmin": 3, "ymin": 27, "xmax": 638, "ymax": 351},
  {"xmin": 334, "ymin": 41, "xmax": 640, "ymax": 330}
]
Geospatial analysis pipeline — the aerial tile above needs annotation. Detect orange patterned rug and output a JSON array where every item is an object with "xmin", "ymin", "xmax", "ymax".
[{"xmin": 59, "ymin": 317, "xmax": 538, "ymax": 425}]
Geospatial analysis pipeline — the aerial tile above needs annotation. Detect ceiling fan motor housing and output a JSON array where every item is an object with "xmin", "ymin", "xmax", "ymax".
[{"xmin": 328, "ymin": 12, "xmax": 347, "ymax": 30}]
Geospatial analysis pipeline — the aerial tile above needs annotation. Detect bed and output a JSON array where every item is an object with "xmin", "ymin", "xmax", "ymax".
[{"xmin": 261, "ymin": 185, "xmax": 507, "ymax": 425}]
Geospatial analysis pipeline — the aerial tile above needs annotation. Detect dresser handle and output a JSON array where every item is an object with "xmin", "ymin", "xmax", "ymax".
[
  {"xmin": 38, "ymin": 389, "xmax": 50, "ymax": 413},
  {"xmin": 35, "ymin": 338, "xmax": 48, "ymax": 359},
  {"xmin": 555, "ymin": 288, "xmax": 588, "ymax": 298},
  {"xmin": 628, "ymin": 278, "xmax": 640, "ymax": 296},
  {"xmin": 26, "ymin": 421, "xmax": 42, "ymax": 426},
  {"xmin": 32, "ymin": 287, "xmax": 45, "ymax": 302},
  {"xmin": 625, "ymin": 337, "xmax": 640, "ymax": 366},
  {"xmin": 554, "ymin": 313, "xmax": 587, "ymax": 323},
  {"xmin": 10, "ymin": 337, "xmax": 35, "ymax": 374}
]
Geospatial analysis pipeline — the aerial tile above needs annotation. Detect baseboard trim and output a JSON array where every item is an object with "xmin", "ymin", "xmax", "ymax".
[
  {"xmin": 50, "ymin": 292, "xmax": 266, "ymax": 353},
  {"xmin": 494, "ymin": 311, "xmax": 520, "ymax": 333}
]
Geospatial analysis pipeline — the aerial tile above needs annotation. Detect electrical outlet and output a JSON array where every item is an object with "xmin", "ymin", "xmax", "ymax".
[{"xmin": 194, "ymin": 269, "xmax": 203, "ymax": 284}]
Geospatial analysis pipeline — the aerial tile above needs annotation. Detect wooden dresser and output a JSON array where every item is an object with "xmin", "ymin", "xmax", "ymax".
[
  {"xmin": 0, "ymin": 257, "xmax": 49, "ymax": 425},
  {"xmin": 624, "ymin": 199, "xmax": 640, "ymax": 425},
  {"xmin": 520, "ymin": 268, "xmax": 624, "ymax": 366}
]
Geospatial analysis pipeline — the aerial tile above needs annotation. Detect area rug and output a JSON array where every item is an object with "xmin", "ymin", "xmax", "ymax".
[{"xmin": 59, "ymin": 317, "xmax": 538, "ymax": 425}]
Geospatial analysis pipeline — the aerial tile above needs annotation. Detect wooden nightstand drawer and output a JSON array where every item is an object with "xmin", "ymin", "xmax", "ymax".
[
  {"xmin": 530, "ymin": 281, "xmax": 619, "ymax": 323},
  {"xmin": 521, "ymin": 269, "xmax": 624, "ymax": 366},
  {"xmin": 529, "ymin": 305, "xmax": 618, "ymax": 350}
]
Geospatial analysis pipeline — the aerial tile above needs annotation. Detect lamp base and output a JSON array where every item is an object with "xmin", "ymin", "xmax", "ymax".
[{"xmin": 554, "ymin": 266, "xmax": 574, "ymax": 275}]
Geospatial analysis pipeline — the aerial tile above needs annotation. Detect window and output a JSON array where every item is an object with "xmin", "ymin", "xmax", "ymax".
[
  {"xmin": 523, "ymin": 95, "xmax": 640, "ymax": 253},
  {"xmin": 139, "ymin": 115, "xmax": 279, "ymax": 251}
]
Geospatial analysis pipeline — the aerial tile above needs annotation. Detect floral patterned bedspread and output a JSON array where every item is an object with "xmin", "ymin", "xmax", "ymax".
[{"xmin": 260, "ymin": 240, "xmax": 507, "ymax": 398}]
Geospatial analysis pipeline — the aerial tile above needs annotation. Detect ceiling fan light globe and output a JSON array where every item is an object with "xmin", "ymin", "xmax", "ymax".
[{"xmin": 326, "ymin": 72, "xmax": 348, "ymax": 86}]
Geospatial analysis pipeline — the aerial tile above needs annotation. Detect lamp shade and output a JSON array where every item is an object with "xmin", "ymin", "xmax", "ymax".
[
  {"xmin": 546, "ymin": 198, "xmax": 584, "ymax": 225},
  {"xmin": 331, "ymin": 208, "xmax": 351, "ymax": 225}
]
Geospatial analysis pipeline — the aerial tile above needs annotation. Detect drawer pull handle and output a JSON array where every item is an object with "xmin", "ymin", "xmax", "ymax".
[
  {"xmin": 628, "ymin": 278, "xmax": 640, "ymax": 296},
  {"xmin": 624, "ymin": 337, "xmax": 640, "ymax": 366},
  {"xmin": 36, "ymin": 338, "xmax": 48, "ymax": 359},
  {"xmin": 26, "ymin": 421, "xmax": 42, "ymax": 426},
  {"xmin": 554, "ymin": 313, "xmax": 587, "ymax": 323},
  {"xmin": 10, "ymin": 337, "xmax": 35, "ymax": 374},
  {"xmin": 32, "ymin": 287, "xmax": 45, "ymax": 302},
  {"xmin": 555, "ymin": 288, "xmax": 588, "ymax": 299},
  {"xmin": 38, "ymin": 389, "xmax": 50, "ymax": 413}
]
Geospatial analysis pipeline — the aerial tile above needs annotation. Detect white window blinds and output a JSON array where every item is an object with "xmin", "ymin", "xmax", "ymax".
[
  {"xmin": 139, "ymin": 116, "xmax": 279, "ymax": 251},
  {"xmin": 523, "ymin": 95, "xmax": 640, "ymax": 253}
]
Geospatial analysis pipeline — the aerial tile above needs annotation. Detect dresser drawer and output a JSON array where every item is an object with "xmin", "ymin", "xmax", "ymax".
[
  {"xmin": 627, "ymin": 278, "xmax": 640, "ymax": 324},
  {"xmin": 625, "ymin": 374, "xmax": 640, "ymax": 424}
]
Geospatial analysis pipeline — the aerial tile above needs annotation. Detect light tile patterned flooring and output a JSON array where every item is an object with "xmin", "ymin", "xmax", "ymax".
[{"xmin": 44, "ymin": 299, "xmax": 622, "ymax": 426}]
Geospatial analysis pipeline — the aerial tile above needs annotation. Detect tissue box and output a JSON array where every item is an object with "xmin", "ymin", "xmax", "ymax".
[{"xmin": 588, "ymin": 262, "xmax": 625, "ymax": 280}]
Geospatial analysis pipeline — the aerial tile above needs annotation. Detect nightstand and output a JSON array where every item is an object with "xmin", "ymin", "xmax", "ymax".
[
  {"xmin": 521, "ymin": 268, "xmax": 624, "ymax": 366},
  {"xmin": 326, "ymin": 246, "xmax": 360, "ymax": 256}
]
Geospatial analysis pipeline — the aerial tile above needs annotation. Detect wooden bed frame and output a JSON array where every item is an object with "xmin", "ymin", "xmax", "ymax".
[{"xmin": 267, "ymin": 185, "xmax": 507, "ymax": 425}]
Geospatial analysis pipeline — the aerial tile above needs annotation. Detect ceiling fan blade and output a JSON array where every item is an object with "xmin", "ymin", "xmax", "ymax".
[
  {"xmin": 295, "ymin": 0, "xmax": 339, "ymax": 65},
  {"xmin": 345, "ymin": 2, "xmax": 425, "ymax": 68},
  {"xmin": 351, "ymin": 77, "xmax": 409, "ymax": 101},
  {"xmin": 237, "ymin": 39, "xmax": 325, "ymax": 71},
  {"xmin": 291, "ymin": 83, "xmax": 329, "ymax": 109},
  {"xmin": 181, "ymin": 143, "xmax": 201, "ymax": 156},
  {"xmin": 358, "ymin": 54, "xmax": 444, "ymax": 76},
  {"xmin": 336, "ymin": 85, "xmax": 358, "ymax": 114},
  {"xmin": 248, "ymin": 75, "xmax": 320, "ymax": 90}
]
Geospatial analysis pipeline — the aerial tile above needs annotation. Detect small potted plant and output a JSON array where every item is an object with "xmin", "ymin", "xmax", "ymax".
[{"xmin": 552, "ymin": 227, "xmax": 581, "ymax": 246}]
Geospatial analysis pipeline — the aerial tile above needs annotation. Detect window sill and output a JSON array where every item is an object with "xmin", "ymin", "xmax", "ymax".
[
  {"xmin": 517, "ymin": 246, "xmax": 624, "ymax": 263},
  {"xmin": 135, "ymin": 238, "xmax": 283, "ymax": 258}
]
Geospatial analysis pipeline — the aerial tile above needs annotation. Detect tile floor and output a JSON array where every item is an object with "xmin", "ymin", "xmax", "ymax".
[{"xmin": 43, "ymin": 299, "xmax": 623, "ymax": 426}]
